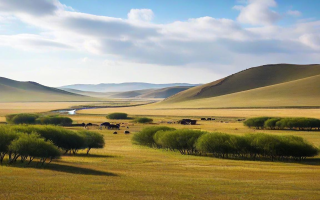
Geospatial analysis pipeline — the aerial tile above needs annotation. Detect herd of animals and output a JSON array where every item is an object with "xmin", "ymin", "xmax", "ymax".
[
  {"xmin": 71, "ymin": 117, "xmax": 247, "ymax": 134},
  {"xmin": 77, "ymin": 122, "xmax": 131, "ymax": 134}
]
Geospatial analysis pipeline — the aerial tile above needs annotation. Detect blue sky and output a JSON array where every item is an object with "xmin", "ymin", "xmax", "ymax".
[{"xmin": 0, "ymin": 0, "xmax": 320, "ymax": 86}]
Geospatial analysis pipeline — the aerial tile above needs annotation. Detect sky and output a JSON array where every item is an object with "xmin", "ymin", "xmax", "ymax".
[{"xmin": 0, "ymin": 0, "xmax": 319, "ymax": 87}]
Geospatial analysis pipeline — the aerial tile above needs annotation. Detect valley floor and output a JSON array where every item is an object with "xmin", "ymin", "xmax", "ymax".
[{"xmin": 1, "ymin": 102, "xmax": 320, "ymax": 199}]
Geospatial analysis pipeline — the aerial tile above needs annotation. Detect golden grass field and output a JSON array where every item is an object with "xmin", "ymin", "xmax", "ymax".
[{"xmin": 1, "ymin": 102, "xmax": 320, "ymax": 199}]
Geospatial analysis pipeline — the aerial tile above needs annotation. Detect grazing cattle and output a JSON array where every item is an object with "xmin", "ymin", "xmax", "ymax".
[
  {"xmin": 179, "ymin": 119, "xmax": 197, "ymax": 125},
  {"xmin": 85, "ymin": 123, "xmax": 93, "ymax": 129},
  {"xmin": 108, "ymin": 124, "xmax": 120, "ymax": 130},
  {"xmin": 100, "ymin": 122, "xmax": 110, "ymax": 129},
  {"xmin": 127, "ymin": 126, "xmax": 129, "ymax": 129},
  {"xmin": 124, "ymin": 131, "xmax": 130, "ymax": 134},
  {"xmin": 207, "ymin": 118, "xmax": 212, "ymax": 121},
  {"xmin": 113, "ymin": 132, "xmax": 117, "ymax": 134},
  {"xmin": 212, "ymin": 118, "xmax": 215, "ymax": 121},
  {"xmin": 201, "ymin": 118, "xmax": 206, "ymax": 121}
]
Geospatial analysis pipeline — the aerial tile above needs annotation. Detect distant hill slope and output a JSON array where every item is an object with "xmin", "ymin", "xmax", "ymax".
[
  {"xmin": 60, "ymin": 82, "xmax": 198, "ymax": 92},
  {"xmin": 156, "ymin": 74, "xmax": 320, "ymax": 108},
  {"xmin": 164, "ymin": 64, "xmax": 320, "ymax": 103},
  {"xmin": 108, "ymin": 89, "xmax": 155, "ymax": 98},
  {"xmin": 0, "ymin": 77, "xmax": 96, "ymax": 102},
  {"xmin": 138, "ymin": 86, "xmax": 193, "ymax": 98}
]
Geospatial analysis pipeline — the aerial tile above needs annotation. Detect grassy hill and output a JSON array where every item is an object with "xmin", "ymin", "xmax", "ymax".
[
  {"xmin": 155, "ymin": 74, "xmax": 320, "ymax": 108},
  {"xmin": 138, "ymin": 86, "xmax": 193, "ymax": 99},
  {"xmin": 0, "ymin": 77, "xmax": 97, "ymax": 102},
  {"xmin": 164, "ymin": 64, "xmax": 320, "ymax": 103}
]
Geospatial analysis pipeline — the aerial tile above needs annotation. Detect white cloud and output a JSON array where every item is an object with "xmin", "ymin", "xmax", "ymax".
[
  {"xmin": 236, "ymin": 0, "xmax": 281, "ymax": 26},
  {"xmin": 0, "ymin": 0, "xmax": 319, "ymax": 82},
  {"xmin": 287, "ymin": 10, "xmax": 302, "ymax": 17},
  {"xmin": 128, "ymin": 9, "xmax": 154, "ymax": 22}
]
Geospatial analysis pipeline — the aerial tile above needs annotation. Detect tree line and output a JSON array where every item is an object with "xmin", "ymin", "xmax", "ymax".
[
  {"xmin": 132, "ymin": 126, "xmax": 319, "ymax": 161},
  {"xmin": 0, "ymin": 125, "xmax": 105, "ymax": 165},
  {"xmin": 244, "ymin": 117, "xmax": 320, "ymax": 130},
  {"xmin": 6, "ymin": 113, "xmax": 73, "ymax": 126}
]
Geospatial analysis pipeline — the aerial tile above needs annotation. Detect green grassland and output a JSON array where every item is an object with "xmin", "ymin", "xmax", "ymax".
[{"xmin": 1, "ymin": 109, "xmax": 320, "ymax": 199}]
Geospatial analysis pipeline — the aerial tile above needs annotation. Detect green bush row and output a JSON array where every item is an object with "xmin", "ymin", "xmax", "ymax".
[
  {"xmin": 6, "ymin": 113, "xmax": 73, "ymax": 126},
  {"xmin": 134, "ymin": 117, "xmax": 153, "ymax": 124},
  {"xmin": 132, "ymin": 126, "xmax": 319, "ymax": 161},
  {"xmin": 0, "ymin": 125, "xmax": 105, "ymax": 165},
  {"xmin": 106, "ymin": 112, "xmax": 128, "ymax": 119},
  {"xmin": 244, "ymin": 117, "xmax": 320, "ymax": 130}
]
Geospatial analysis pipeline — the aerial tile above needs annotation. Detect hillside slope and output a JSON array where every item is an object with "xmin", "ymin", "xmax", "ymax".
[
  {"xmin": 138, "ymin": 86, "xmax": 193, "ymax": 98},
  {"xmin": 156, "ymin": 74, "xmax": 320, "ymax": 108},
  {"xmin": 0, "ymin": 77, "xmax": 96, "ymax": 102},
  {"xmin": 164, "ymin": 64, "xmax": 320, "ymax": 103}
]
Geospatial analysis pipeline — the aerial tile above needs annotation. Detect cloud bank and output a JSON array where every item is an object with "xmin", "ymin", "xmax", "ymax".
[{"xmin": 0, "ymin": 0, "xmax": 319, "ymax": 76}]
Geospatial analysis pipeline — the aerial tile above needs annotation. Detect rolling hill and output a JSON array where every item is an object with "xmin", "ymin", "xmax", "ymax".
[
  {"xmin": 155, "ymin": 74, "xmax": 320, "ymax": 108},
  {"xmin": 60, "ymin": 82, "xmax": 198, "ymax": 92},
  {"xmin": 0, "ymin": 77, "xmax": 97, "ymax": 102},
  {"xmin": 164, "ymin": 64, "xmax": 320, "ymax": 103},
  {"xmin": 137, "ymin": 86, "xmax": 193, "ymax": 99}
]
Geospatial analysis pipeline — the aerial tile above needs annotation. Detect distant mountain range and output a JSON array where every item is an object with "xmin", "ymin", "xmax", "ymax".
[
  {"xmin": 59, "ymin": 82, "xmax": 199, "ymax": 92},
  {"xmin": 62, "ymin": 86, "xmax": 194, "ymax": 99},
  {"xmin": 0, "ymin": 77, "xmax": 96, "ymax": 102}
]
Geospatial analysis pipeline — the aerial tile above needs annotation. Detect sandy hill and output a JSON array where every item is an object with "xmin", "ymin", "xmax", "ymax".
[
  {"xmin": 0, "ymin": 77, "xmax": 96, "ymax": 102},
  {"xmin": 164, "ymin": 64, "xmax": 320, "ymax": 103}
]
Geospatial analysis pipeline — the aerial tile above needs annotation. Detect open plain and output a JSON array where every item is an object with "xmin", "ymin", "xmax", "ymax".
[{"xmin": 1, "ymin": 102, "xmax": 320, "ymax": 199}]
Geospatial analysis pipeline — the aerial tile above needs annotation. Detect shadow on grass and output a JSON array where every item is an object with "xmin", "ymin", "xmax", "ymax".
[
  {"xmin": 193, "ymin": 154, "xmax": 320, "ymax": 165},
  {"xmin": 7, "ymin": 161, "xmax": 118, "ymax": 176},
  {"xmin": 64, "ymin": 153, "xmax": 117, "ymax": 158}
]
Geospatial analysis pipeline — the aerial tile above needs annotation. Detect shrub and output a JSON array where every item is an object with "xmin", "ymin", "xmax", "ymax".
[
  {"xmin": 153, "ymin": 129, "xmax": 206, "ymax": 154},
  {"xmin": 10, "ymin": 125, "xmax": 86, "ymax": 154},
  {"xmin": 79, "ymin": 130, "xmax": 105, "ymax": 154},
  {"xmin": 36, "ymin": 116, "xmax": 73, "ymax": 125},
  {"xmin": 106, "ymin": 113, "xmax": 128, "ymax": 119},
  {"xmin": 6, "ymin": 113, "xmax": 39, "ymax": 124},
  {"xmin": 264, "ymin": 118, "xmax": 282, "ymax": 129},
  {"xmin": 134, "ymin": 117, "xmax": 153, "ymax": 124},
  {"xmin": 0, "ymin": 126, "xmax": 20, "ymax": 164},
  {"xmin": 132, "ymin": 126, "xmax": 175, "ymax": 147},
  {"xmin": 243, "ymin": 117, "xmax": 272, "ymax": 129},
  {"xmin": 196, "ymin": 132, "xmax": 238, "ymax": 158},
  {"xmin": 9, "ymin": 133, "xmax": 61, "ymax": 165},
  {"xmin": 245, "ymin": 117, "xmax": 320, "ymax": 131}
]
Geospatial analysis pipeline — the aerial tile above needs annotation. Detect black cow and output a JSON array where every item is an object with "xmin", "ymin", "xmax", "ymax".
[
  {"xmin": 113, "ymin": 132, "xmax": 118, "ymax": 134},
  {"xmin": 108, "ymin": 124, "xmax": 120, "ymax": 130},
  {"xmin": 100, "ymin": 122, "xmax": 110, "ymax": 129},
  {"xmin": 124, "ymin": 131, "xmax": 130, "ymax": 134}
]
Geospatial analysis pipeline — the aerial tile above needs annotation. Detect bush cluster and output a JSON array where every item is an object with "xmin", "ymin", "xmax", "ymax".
[
  {"xmin": 106, "ymin": 112, "xmax": 128, "ymax": 119},
  {"xmin": 134, "ymin": 117, "xmax": 153, "ymax": 124},
  {"xmin": 36, "ymin": 116, "xmax": 73, "ymax": 125},
  {"xmin": 196, "ymin": 133, "xmax": 318, "ymax": 160},
  {"xmin": 244, "ymin": 117, "xmax": 320, "ymax": 130},
  {"xmin": 6, "ymin": 113, "xmax": 73, "ymax": 126},
  {"xmin": 132, "ymin": 126, "xmax": 319, "ymax": 161},
  {"xmin": 0, "ymin": 125, "xmax": 105, "ymax": 165},
  {"xmin": 132, "ymin": 126, "xmax": 175, "ymax": 147},
  {"xmin": 6, "ymin": 113, "xmax": 39, "ymax": 125}
]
